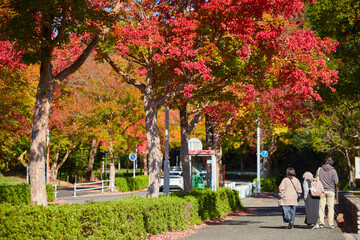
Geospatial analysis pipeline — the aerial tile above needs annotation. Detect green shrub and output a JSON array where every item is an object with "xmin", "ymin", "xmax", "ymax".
[
  {"xmin": 115, "ymin": 175, "xmax": 149, "ymax": 192},
  {"xmin": 338, "ymin": 178, "xmax": 360, "ymax": 191},
  {"xmin": 115, "ymin": 177, "xmax": 129, "ymax": 192},
  {"xmin": 217, "ymin": 187, "xmax": 242, "ymax": 212},
  {"xmin": 172, "ymin": 187, "xmax": 243, "ymax": 220},
  {"xmin": 0, "ymin": 195, "xmax": 201, "ymax": 239},
  {"xmin": 254, "ymin": 174, "xmax": 282, "ymax": 192},
  {"xmin": 0, "ymin": 184, "xmax": 55, "ymax": 204},
  {"xmin": 46, "ymin": 184, "xmax": 55, "ymax": 202}
]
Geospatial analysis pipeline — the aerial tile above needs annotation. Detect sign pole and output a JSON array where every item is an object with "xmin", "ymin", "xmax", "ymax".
[
  {"xmin": 256, "ymin": 118, "xmax": 261, "ymax": 195},
  {"xmin": 105, "ymin": 151, "xmax": 108, "ymax": 179},
  {"xmin": 164, "ymin": 103, "xmax": 170, "ymax": 196},
  {"xmin": 135, "ymin": 145, "xmax": 137, "ymax": 178},
  {"xmin": 133, "ymin": 153, "xmax": 135, "ymax": 178},
  {"xmin": 129, "ymin": 151, "xmax": 137, "ymax": 178},
  {"xmin": 164, "ymin": 82, "xmax": 170, "ymax": 196},
  {"xmin": 46, "ymin": 129, "xmax": 50, "ymax": 184}
]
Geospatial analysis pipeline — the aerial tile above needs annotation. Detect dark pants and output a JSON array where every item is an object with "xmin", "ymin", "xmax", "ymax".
[{"xmin": 282, "ymin": 206, "xmax": 297, "ymax": 223}]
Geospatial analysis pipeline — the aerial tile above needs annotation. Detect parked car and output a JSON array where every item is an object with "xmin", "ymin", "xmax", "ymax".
[
  {"xmin": 159, "ymin": 171, "xmax": 184, "ymax": 191},
  {"xmin": 169, "ymin": 166, "xmax": 182, "ymax": 174}
]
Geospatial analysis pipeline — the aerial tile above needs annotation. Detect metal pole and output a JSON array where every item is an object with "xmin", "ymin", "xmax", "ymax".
[
  {"xmin": 134, "ymin": 145, "xmax": 137, "ymax": 178},
  {"xmin": 74, "ymin": 181, "xmax": 77, "ymax": 197},
  {"xmin": 26, "ymin": 165, "xmax": 29, "ymax": 184},
  {"xmin": 105, "ymin": 152, "xmax": 108, "ymax": 179},
  {"xmin": 164, "ymin": 103, "xmax": 170, "ymax": 195},
  {"xmin": 211, "ymin": 155, "xmax": 216, "ymax": 191},
  {"xmin": 256, "ymin": 118, "xmax": 261, "ymax": 195},
  {"xmin": 46, "ymin": 129, "xmax": 50, "ymax": 184}
]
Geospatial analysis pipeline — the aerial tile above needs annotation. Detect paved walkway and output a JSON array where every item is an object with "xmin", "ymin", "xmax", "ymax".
[
  {"xmin": 178, "ymin": 193, "xmax": 356, "ymax": 240},
  {"xmin": 54, "ymin": 187, "xmax": 149, "ymax": 204}
]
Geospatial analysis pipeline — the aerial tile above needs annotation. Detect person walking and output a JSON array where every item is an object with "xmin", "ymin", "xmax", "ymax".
[
  {"xmin": 302, "ymin": 171, "xmax": 320, "ymax": 229},
  {"xmin": 315, "ymin": 157, "xmax": 339, "ymax": 229},
  {"xmin": 278, "ymin": 167, "xmax": 302, "ymax": 229}
]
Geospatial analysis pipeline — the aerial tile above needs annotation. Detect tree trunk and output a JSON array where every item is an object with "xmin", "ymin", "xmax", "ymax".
[
  {"xmin": 179, "ymin": 103, "xmax": 191, "ymax": 193},
  {"xmin": 346, "ymin": 149, "xmax": 356, "ymax": 190},
  {"xmin": 211, "ymin": 123, "xmax": 223, "ymax": 188},
  {"xmin": 144, "ymin": 94, "xmax": 163, "ymax": 198},
  {"xmin": 118, "ymin": 154, "xmax": 121, "ymax": 170},
  {"xmin": 49, "ymin": 143, "xmax": 61, "ymax": 183},
  {"xmin": 49, "ymin": 143, "xmax": 73, "ymax": 183},
  {"xmin": 179, "ymin": 102, "xmax": 202, "ymax": 192},
  {"xmin": 109, "ymin": 141, "xmax": 115, "ymax": 191},
  {"xmin": 85, "ymin": 139, "xmax": 98, "ymax": 182},
  {"xmin": 205, "ymin": 114, "xmax": 214, "ymax": 148},
  {"xmin": 29, "ymin": 62, "xmax": 57, "ymax": 206},
  {"xmin": 261, "ymin": 134, "xmax": 278, "ymax": 178}
]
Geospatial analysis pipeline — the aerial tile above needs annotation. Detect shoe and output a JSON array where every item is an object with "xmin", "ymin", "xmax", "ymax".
[
  {"xmin": 319, "ymin": 224, "xmax": 324, "ymax": 228},
  {"xmin": 287, "ymin": 222, "xmax": 294, "ymax": 229},
  {"xmin": 312, "ymin": 223, "xmax": 320, "ymax": 229},
  {"xmin": 329, "ymin": 225, "xmax": 336, "ymax": 229}
]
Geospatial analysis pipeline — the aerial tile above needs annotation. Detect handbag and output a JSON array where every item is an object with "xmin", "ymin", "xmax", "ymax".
[{"xmin": 289, "ymin": 178, "xmax": 301, "ymax": 202}]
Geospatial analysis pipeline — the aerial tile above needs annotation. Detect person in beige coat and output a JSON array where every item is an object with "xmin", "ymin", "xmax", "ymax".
[{"xmin": 278, "ymin": 167, "xmax": 302, "ymax": 229}]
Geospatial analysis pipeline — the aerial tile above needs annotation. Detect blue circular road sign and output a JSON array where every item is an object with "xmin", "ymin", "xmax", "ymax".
[
  {"xmin": 129, "ymin": 153, "xmax": 137, "ymax": 161},
  {"xmin": 261, "ymin": 150, "xmax": 268, "ymax": 158}
]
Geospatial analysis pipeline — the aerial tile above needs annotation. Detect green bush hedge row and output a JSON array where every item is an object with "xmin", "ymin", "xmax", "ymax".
[
  {"xmin": 0, "ymin": 184, "xmax": 55, "ymax": 204},
  {"xmin": 0, "ymin": 187, "xmax": 243, "ymax": 239},
  {"xmin": 115, "ymin": 175, "xmax": 148, "ymax": 192},
  {"xmin": 0, "ymin": 174, "xmax": 147, "ymax": 205},
  {"xmin": 254, "ymin": 174, "xmax": 282, "ymax": 192},
  {"xmin": 0, "ymin": 196, "xmax": 200, "ymax": 239},
  {"xmin": 172, "ymin": 187, "xmax": 243, "ymax": 220}
]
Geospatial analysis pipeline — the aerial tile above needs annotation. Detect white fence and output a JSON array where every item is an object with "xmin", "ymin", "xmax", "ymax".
[
  {"xmin": 225, "ymin": 181, "xmax": 254, "ymax": 199},
  {"xmin": 53, "ymin": 184, "xmax": 57, "ymax": 200},
  {"xmin": 73, "ymin": 180, "xmax": 113, "ymax": 197}
]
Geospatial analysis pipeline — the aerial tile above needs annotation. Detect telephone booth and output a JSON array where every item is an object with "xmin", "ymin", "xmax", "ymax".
[{"xmin": 188, "ymin": 138, "xmax": 217, "ymax": 191}]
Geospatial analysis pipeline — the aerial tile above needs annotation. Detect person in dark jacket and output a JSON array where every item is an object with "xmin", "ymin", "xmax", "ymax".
[
  {"xmin": 315, "ymin": 157, "xmax": 339, "ymax": 229},
  {"xmin": 302, "ymin": 171, "xmax": 320, "ymax": 229}
]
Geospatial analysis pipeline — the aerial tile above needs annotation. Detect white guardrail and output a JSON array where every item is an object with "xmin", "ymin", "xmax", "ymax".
[
  {"xmin": 225, "ymin": 181, "xmax": 254, "ymax": 199},
  {"xmin": 73, "ymin": 180, "xmax": 113, "ymax": 197},
  {"xmin": 52, "ymin": 184, "xmax": 57, "ymax": 200}
]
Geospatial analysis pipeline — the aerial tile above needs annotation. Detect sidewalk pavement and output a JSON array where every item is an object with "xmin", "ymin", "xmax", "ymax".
[
  {"xmin": 53, "ymin": 187, "xmax": 149, "ymax": 204},
  {"xmin": 178, "ymin": 193, "xmax": 358, "ymax": 240}
]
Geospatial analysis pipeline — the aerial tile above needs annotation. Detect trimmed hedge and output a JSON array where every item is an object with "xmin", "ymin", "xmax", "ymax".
[
  {"xmin": 115, "ymin": 175, "xmax": 149, "ymax": 192},
  {"xmin": 254, "ymin": 174, "xmax": 282, "ymax": 192},
  {"xmin": 0, "ymin": 184, "xmax": 55, "ymax": 204},
  {"xmin": 0, "ymin": 187, "xmax": 243, "ymax": 239},
  {"xmin": 0, "ymin": 196, "xmax": 202, "ymax": 239},
  {"xmin": 172, "ymin": 187, "xmax": 244, "ymax": 220}
]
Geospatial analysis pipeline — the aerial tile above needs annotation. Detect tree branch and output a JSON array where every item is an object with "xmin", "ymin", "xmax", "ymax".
[{"xmin": 105, "ymin": 55, "xmax": 146, "ymax": 92}]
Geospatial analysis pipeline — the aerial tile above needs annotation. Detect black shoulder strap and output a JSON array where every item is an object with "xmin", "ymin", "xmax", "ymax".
[{"xmin": 289, "ymin": 178, "xmax": 299, "ymax": 194}]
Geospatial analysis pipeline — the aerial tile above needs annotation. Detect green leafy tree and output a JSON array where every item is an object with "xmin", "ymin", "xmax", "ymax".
[{"xmin": 302, "ymin": 0, "xmax": 360, "ymax": 188}]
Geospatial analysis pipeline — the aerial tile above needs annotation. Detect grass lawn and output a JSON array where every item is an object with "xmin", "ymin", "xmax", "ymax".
[{"xmin": 0, "ymin": 176, "xmax": 27, "ymax": 185}]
